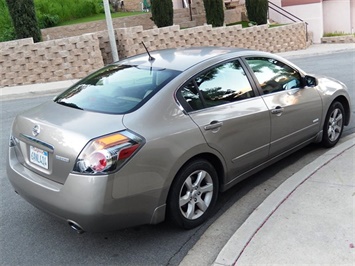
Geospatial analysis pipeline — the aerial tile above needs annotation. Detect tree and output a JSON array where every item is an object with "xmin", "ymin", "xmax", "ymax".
[
  {"xmin": 203, "ymin": 0, "xmax": 224, "ymax": 27},
  {"xmin": 151, "ymin": 0, "xmax": 173, "ymax": 28},
  {"xmin": 5, "ymin": 0, "xmax": 42, "ymax": 42},
  {"xmin": 245, "ymin": 0, "xmax": 268, "ymax": 25}
]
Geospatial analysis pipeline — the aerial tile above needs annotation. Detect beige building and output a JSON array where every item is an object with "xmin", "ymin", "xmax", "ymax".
[{"xmin": 266, "ymin": 0, "xmax": 355, "ymax": 43}]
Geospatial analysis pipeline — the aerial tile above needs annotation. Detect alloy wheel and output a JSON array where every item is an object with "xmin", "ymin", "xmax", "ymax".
[
  {"xmin": 327, "ymin": 107, "xmax": 343, "ymax": 142},
  {"xmin": 179, "ymin": 170, "xmax": 214, "ymax": 220}
]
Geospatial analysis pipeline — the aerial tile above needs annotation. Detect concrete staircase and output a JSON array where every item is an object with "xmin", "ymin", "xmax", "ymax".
[{"xmin": 173, "ymin": 8, "xmax": 197, "ymax": 28}]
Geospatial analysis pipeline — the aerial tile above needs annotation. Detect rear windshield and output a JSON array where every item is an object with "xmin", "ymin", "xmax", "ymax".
[{"xmin": 54, "ymin": 64, "xmax": 181, "ymax": 114}]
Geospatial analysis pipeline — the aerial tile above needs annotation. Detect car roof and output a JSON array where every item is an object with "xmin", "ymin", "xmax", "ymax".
[{"xmin": 117, "ymin": 47, "xmax": 261, "ymax": 71}]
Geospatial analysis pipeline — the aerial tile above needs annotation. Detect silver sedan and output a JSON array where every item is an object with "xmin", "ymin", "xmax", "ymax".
[{"xmin": 7, "ymin": 47, "xmax": 351, "ymax": 233}]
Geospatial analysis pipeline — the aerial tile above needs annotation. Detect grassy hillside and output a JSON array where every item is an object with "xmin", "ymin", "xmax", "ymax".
[{"xmin": 0, "ymin": 0, "xmax": 104, "ymax": 42}]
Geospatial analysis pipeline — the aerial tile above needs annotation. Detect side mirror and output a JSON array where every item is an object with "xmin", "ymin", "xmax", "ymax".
[{"xmin": 304, "ymin": 75, "xmax": 318, "ymax": 87}]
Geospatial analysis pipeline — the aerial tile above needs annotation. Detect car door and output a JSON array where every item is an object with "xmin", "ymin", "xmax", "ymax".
[
  {"xmin": 244, "ymin": 56, "xmax": 323, "ymax": 157},
  {"xmin": 177, "ymin": 59, "xmax": 271, "ymax": 182}
]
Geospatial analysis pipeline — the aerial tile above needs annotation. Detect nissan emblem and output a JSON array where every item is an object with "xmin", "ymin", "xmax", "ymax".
[{"xmin": 32, "ymin": 125, "xmax": 40, "ymax": 137}]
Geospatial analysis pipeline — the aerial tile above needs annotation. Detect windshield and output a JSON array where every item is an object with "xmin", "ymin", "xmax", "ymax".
[{"xmin": 54, "ymin": 64, "xmax": 181, "ymax": 114}]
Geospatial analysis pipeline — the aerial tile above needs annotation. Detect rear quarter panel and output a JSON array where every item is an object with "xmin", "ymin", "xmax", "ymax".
[{"xmin": 115, "ymin": 76, "xmax": 227, "ymax": 212}]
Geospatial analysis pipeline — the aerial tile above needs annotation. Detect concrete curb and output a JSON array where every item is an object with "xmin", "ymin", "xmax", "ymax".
[
  {"xmin": 278, "ymin": 43, "xmax": 355, "ymax": 59},
  {"xmin": 0, "ymin": 79, "xmax": 79, "ymax": 101},
  {"xmin": 213, "ymin": 133, "xmax": 355, "ymax": 266}
]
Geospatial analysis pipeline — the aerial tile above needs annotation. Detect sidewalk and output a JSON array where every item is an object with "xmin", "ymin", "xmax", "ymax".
[
  {"xmin": 277, "ymin": 42, "xmax": 355, "ymax": 58},
  {"xmin": 214, "ymin": 134, "xmax": 355, "ymax": 266}
]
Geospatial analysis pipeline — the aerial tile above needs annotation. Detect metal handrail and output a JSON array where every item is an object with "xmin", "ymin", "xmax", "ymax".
[{"xmin": 268, "ymin": 1, "xmax": 309, "ymax": 41}]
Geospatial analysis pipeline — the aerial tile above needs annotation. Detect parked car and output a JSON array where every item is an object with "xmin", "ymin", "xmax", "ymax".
[{"xmin": 7, "ymin": 47, "xmax": 351, "ymax": 233}]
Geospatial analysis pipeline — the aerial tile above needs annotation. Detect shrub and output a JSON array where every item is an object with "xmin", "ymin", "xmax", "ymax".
[
  {"xmin": 151, "ymin": 0, "xmax": 173, "ymax": 28},
  {"xmin": 203, "ymin": 0, "xmax": 224, "ymax": 27},
  {"xmin": 245, "ymin": 0, "xmax": 268, "ymax": 25},
  {"xmin": 34, "ymin": 0, "xmax": 103, "ymax": 24},
  {"xmin": 6, "ymin": 0, "xmax": 42, "ymax": 42},
  {"xmin": 37, "ymin": 11, "xmax": 60, "ymax": 28}
]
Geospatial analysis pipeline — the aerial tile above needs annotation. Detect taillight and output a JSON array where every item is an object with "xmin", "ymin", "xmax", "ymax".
[{"xmin": 73, "ymin": 131, "xmax": 143, "ymax": 174}]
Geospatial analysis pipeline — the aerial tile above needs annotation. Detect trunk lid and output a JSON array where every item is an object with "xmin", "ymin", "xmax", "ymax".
[{"xmin": 11, "ymin": 101, "xmax": 126, "ymax": 184}]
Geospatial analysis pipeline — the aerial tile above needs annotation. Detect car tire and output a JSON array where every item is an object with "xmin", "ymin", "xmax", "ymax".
[
  {"xmin": 167, "ymin": 159, "xmax": 219, "ymax": 229},
  {"xmin": 322, "ymin": 101, "xmax": 345, "ymax": 148}
]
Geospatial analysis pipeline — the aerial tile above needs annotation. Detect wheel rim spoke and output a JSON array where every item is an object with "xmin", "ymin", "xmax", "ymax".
[
  {"xmin": 330, "ymin": 130, "xmax": 336, "ymax": 141},
  {"xmin": 335, "ymin": 113, "xmax": 343, "ymax": 123},
  {"xmin": 199, "ymin": 183, "xmax": 213, "ymax": 194},
  {"xmin": 194, "ymin": 171, "xmax": 206, "ymax": 187},
  {"xmin": 179, "ymin": 194, "xmax": 190, "ymax": 207},
  {"xmin": 184, "ymin": 176, "xmax": 193, "ymax": 191},
  {"xmin": 332, "ymin": 108, "xmax": 339, "ymax": 119},
  {"xmin": 186, "ymin": 202, "xmax": 196, "ymax": 219},
  {"xmin": 196, "ymin": 197, "xmax": 208, "ymax": 212}
]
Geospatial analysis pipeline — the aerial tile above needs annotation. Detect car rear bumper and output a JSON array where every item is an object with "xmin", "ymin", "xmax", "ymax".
[{"xmin": 7, "ymin": 147, "xmax": 153, "ymax": 232}]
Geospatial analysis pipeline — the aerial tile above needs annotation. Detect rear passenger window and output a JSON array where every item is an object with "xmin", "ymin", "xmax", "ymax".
[
  {"xmin": 180, "ymin": 82, "xmax": 204, "ymax": 111},
  {"xmin": 245, "ymin": 57, "xmax": 302, "ymax": 94},
  {"xmin": 179, "ymin": 60, "xmax": 255, "ymax": 111}
]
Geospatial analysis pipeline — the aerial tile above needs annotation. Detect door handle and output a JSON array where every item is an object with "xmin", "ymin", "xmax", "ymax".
[
  {"xmin": 204, "ymin": 121, "xmax": 223, "ymax": 130},
  {"xmin": 271, "ymin": 106, "xmax": 284, "ymax": 115}
]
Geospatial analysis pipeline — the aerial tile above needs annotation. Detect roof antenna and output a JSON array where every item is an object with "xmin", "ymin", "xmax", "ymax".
[{"xmin": 141, "ymin": 42, "xmax": 155, "ymax": 61}]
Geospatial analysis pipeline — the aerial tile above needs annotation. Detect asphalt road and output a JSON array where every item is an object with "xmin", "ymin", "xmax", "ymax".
[{"xmin": 0, "ymin": 51, "xmax": 354, "ymax": 265}]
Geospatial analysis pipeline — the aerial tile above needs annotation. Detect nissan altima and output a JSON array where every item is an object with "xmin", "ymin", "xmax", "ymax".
[{"xmin": 7, "ymin": 47, "xmax": 351, "ymax": 233}]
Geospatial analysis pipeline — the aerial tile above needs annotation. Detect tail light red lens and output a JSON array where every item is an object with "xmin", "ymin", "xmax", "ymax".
[
  {"xmin": 87, "ymin": 151, "xmax": 111, "ymax": 172},
  {"xmin": 74, "ymin": 131, "xmax": 144, "ymax": 174}
]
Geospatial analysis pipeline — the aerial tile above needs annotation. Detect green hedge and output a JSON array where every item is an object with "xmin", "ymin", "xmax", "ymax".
[
  {"xmin": 151, "ymin": 0, "xmax": 173, "ymax": 28},
  {"xmin": 203, "ymin": 0, "xmax": 224, "ymax": 27},
  {"xmin": 6, "ymin": 0, "xmax": 42, "ymax": 42},
  {"xmin": 245, "ymin": 0, "xmax": 268, "ymax": 25}
]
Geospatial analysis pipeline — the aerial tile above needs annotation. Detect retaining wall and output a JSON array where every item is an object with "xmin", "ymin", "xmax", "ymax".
[
  {"xmin": 0, "ymin": 35, "xmax": 104, "ymax": 87},
  {"xmin": 321, "ymin": 35, "xmax": 355, "ymax": 43},
  {"xmin": 108, "ymin": 22, "xmax": 307, "ymax": 64},
  {"xmin": 1, "ymin": 22, "xmax": 308, "ymax": 87}
]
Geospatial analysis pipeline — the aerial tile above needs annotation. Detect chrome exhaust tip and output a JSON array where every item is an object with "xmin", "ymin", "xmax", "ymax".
[{"xmin": 68, "ymin": 220, "xmax": 85, "ymax": 234}]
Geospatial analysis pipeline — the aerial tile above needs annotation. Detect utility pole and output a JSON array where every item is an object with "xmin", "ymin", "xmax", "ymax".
[{"xmin": 103, "ymin": 0, "xmax": 119, "ymax": 62}]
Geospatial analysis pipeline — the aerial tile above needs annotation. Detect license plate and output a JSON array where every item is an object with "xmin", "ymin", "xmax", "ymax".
[{"xmin": 30, "ymin": 146, "xmax": 49, "ymax": 169}]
